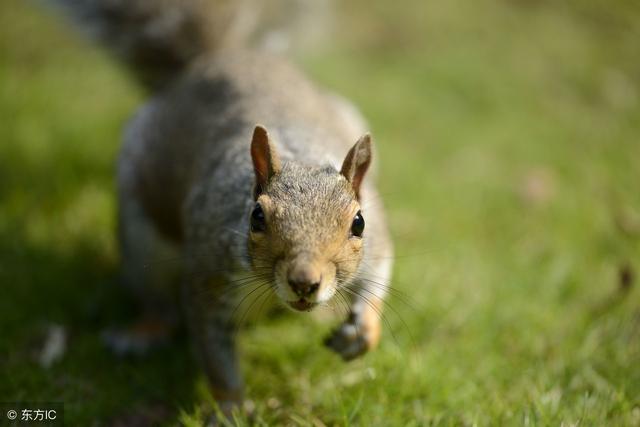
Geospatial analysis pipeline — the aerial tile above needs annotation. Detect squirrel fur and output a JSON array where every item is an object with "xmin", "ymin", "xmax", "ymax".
[{"xmin": 50, "ymin": 0, "xmax": 394, "ymax": 414}]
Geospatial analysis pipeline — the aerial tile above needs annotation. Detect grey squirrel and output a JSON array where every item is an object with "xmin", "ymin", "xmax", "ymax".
[{"xmin": 50, "ymin": 0, "xmax": 394, "ymax": 416}]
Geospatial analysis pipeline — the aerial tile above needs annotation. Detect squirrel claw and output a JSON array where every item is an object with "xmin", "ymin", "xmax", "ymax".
[{"xmin": 324, "ymin": 321, "xmax": 371, "ymax": 361}]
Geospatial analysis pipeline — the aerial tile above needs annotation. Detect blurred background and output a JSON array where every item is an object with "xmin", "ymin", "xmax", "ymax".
[{"xmin": 1, "ymin": 0, "xmax": 639, "ymax": 425}]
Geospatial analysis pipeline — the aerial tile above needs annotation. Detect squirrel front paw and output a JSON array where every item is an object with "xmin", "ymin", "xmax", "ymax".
[{"xmin": 324, "ymin": 313, "xmax": 380, "ymax": 361}]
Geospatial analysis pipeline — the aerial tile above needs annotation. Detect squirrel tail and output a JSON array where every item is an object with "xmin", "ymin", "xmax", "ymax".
[{"xmin": 48, "ymin": 0, "xmax": 255, "ymax": 90}]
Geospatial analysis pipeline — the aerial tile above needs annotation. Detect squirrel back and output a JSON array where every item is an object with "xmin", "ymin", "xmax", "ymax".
[
  {"xmin": 121, "ymin": 49, "xmax": 370, "ymax": 242},
  {"xmin": 51, "ymin": 0, "xmax": 372, "ymax": 243}
]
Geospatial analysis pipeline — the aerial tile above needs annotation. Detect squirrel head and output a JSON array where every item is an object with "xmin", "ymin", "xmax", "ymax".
[{"xmin": 247, "ymin": 125, "xmax": 372, "ymax": 312}]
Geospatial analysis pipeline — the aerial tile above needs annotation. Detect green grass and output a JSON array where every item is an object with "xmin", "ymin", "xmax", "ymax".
[{"xmin": 1, "ymin": 0, "xmax": 639, "ymax": 425}]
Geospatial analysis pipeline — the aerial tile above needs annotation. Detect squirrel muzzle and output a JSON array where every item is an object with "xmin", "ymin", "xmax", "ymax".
[{"xmin": 287, "ymin": 258, "xmax": 322, "ymax": 298}]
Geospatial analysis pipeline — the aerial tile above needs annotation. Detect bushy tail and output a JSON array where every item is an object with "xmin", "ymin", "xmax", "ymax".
[{"xmin": 49, "ymin": 0, "xmax": 255, "ymax": 89}]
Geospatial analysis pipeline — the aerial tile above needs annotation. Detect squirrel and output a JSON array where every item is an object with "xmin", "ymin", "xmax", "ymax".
[{"xmin": 50, "ymin": 0, "xmax": 394, "ymax": 415}]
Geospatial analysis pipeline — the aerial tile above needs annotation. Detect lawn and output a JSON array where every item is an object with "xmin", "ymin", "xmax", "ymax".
[{"xmin": 1, "ymin": 0, "xmax": 639, "ymax": 425}]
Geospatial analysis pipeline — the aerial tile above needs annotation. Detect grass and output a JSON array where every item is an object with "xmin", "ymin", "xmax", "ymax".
[{"xmin": 1, "ymin": 0, "xmax": 639, "ymax": 425}]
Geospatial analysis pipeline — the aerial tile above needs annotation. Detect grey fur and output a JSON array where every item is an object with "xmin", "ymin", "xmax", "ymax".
[{"xmin": 56, "ymin": 0, "xmax": 394, "ymax": 412}]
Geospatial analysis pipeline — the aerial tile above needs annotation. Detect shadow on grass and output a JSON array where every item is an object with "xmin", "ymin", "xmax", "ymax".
[{"xmin": 0, "ymin": 228, "xmax": 200, "ymax": 425}]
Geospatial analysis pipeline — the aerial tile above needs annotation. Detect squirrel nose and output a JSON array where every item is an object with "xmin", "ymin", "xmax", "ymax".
[
  {"xmin": 287, "ymin": 265, "xmax": 321, "ymax": 298},
  {"xmin": 288, "ymin": 279, "xmax": 320, "ymax": 298}
]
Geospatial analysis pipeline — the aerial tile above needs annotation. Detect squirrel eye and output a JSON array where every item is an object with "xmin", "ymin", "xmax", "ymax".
[
  {"xmin": 250, "ymin": 203, "xmax": 266, "ymax": 232},
  {"xmin": 351, "ymin": 211, "xmax": 365, "ymax": 237}
]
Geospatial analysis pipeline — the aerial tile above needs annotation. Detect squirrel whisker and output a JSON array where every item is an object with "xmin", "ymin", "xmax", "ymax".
[
  {"xmin": 230, "ymin": 282, "xmax": 277, "ymax": 332},
  {"xmin": 339, "ymin": 284, "xmax": 401, "ymax": 349},
  {"xmin": 345, "ymin": 282, "xmax": 417, "ymax": 352}
]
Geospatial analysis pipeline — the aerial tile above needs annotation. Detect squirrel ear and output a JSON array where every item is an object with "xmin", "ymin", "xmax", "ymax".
[
  {"xmin": 250, "ymin": 125, "xmax": 281, "ymax": 198},
  {"xmin": 340, "ymin": 134, "xmax": 372, "ymax": 199}
]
